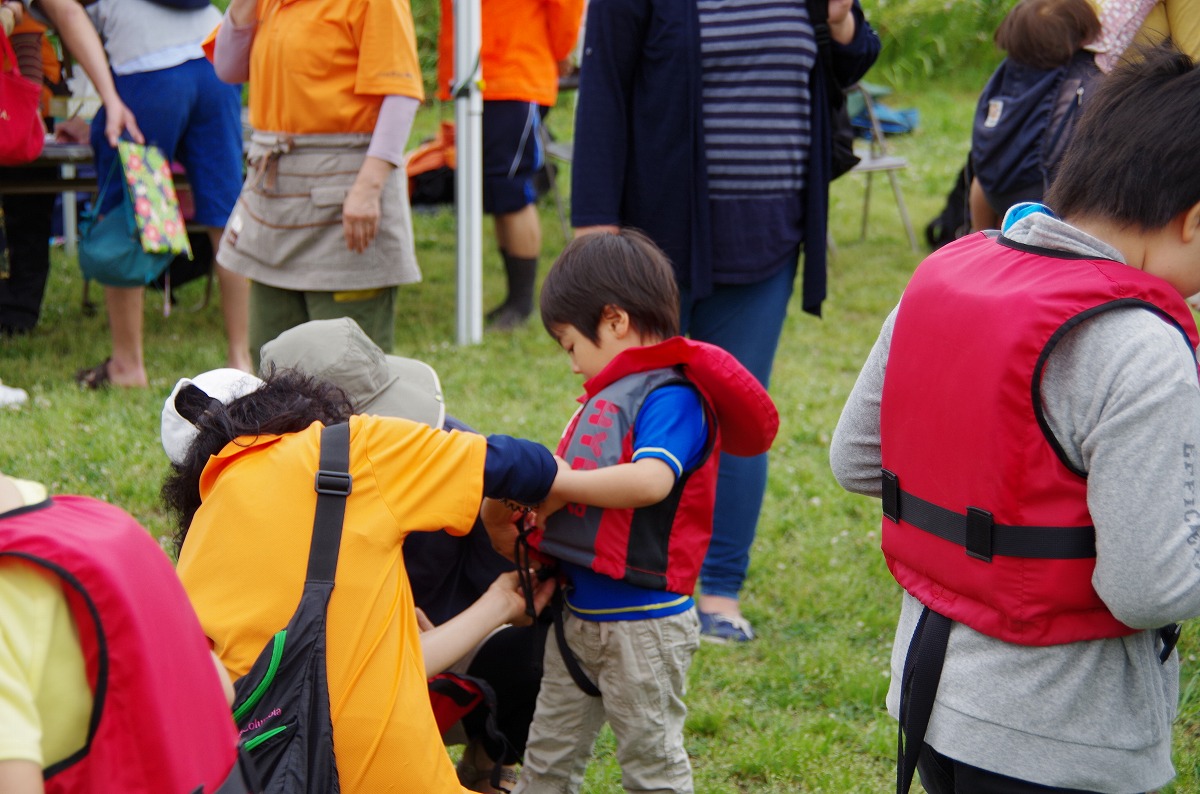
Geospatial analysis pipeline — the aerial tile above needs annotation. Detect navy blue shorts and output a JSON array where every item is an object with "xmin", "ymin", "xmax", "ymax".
[
  {"xmin": 482, "ymin": 100, "xmax": 544, "ymax": 215},
  {"xmin": 91, "ymin": 57, "xmax": 243, "ymax": 228}
]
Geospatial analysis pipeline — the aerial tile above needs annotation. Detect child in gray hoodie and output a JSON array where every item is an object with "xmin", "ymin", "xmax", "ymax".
[{"xmin": 832, "ymin": 43, "xmax": 1200, "ymax": 794}]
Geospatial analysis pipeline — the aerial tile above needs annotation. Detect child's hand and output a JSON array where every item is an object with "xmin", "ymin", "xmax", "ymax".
[
  {"xmin": 414, "ymin": 607, "xmax": 435, "ymax": 633},
  {"xmin": 481, "ymin": 497, "xmax": 524, "ymax": 561}
]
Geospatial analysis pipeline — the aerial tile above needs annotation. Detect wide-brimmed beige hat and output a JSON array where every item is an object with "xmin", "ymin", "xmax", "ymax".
[{"xmin": 259, "ymin": 318, "xmax": 445, "ymax": 429}]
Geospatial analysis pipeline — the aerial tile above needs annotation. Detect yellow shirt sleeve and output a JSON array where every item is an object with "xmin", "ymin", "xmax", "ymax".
[
  {"xmin": 0, "ymin": 562, "xmax": 90, "ymax": 767},
  {"xmin": 359, "ymin": 415, "xmax": 486, "ymax": 537}
]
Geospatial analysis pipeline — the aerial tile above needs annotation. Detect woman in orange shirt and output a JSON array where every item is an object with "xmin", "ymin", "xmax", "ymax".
[
  {"xmin": 161, "ymin": 367, "xmax": 574, "ymax": 793},
  {"xmin": 210, "ymin": 0, "xmax": 425, "ymax": 364}
]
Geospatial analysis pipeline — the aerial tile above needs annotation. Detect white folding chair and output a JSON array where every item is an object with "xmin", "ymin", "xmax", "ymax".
[{"xmin": 847, "ymin": 84, "xmax": 918, "ymax": 252}]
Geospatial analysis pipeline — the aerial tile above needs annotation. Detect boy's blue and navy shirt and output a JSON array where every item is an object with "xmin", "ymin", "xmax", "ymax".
[{"xmin": 563, "ymin": 384, "xmax": 707, "ymax": 621}]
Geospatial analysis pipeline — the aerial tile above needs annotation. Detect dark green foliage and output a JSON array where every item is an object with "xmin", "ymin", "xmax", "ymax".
[{"xmin": 863, "ymin": 0, "xmax": 1010, "ymax": 90}]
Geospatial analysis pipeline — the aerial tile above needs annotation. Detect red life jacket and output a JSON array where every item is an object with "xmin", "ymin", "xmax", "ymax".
[
  {"xmin": 531, "ymin": 337, "xmax": 778, "ymax": 595},
  {"xmin": 0, "ymin": 496, "xmax": 242, "ymax": 793},
  {"xmin": 881, "ymin": 233, "xmax": 1199, "ymax": 646}
]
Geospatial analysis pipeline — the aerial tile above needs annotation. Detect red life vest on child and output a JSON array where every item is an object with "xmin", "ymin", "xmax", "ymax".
[
  {"xmin": 0, "ymin": 495, "xmax": 242, "ymax": 793},
  {"xmin": 880, "ymin": 233, "xmax": 1199, "ymax": 646},
  {"xmin": 530, "ymin": 337, "xmax": 778, "ymax": 595}
]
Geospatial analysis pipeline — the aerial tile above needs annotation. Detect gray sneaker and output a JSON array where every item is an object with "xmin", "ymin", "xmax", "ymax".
[{"xmin": 698, "ymin": 611, "xmax": 756, "ymax": 643}]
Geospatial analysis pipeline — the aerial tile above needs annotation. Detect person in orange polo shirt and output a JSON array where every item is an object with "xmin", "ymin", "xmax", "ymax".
[
  {"xmin": 437, "ymin": 0, "xmax": 583, "ymax": 330},
  {"xmin": 160, "ymin": 367, "xmax": 582, "ymax": 793},
  {"xmin": 209, "ymin": 0, "xmax": 425, "ymax": 365},
  {"xmin": 0, "ymin": 11, "xmax": 59, "ymax": 338}
]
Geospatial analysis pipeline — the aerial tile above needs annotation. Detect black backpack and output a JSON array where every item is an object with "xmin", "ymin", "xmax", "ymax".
[
  {"xmin": 924, "ymin": 159, "xmax": 971, "ymax": 251},
  {"xmin": 230, "ymin": 423, "xmax": 351, "ymax": 793},
  {"xmin": 970, "ymin": 51, "xmax": 1099, "ymax": 201}
]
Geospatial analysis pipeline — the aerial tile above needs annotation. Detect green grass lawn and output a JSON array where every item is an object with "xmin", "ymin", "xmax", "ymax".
[{"xmin": 3, "ymin": 77, "xmax": 1200, "ymax": 792}]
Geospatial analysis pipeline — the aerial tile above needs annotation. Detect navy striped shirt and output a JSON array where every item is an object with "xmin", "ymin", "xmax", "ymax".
[
  {"xmin": 698, "ymin": 0, "xmax": 816, "ymax": 282},
  {"xmin": 699, "ymin": 0, "xmax": 815, "ymax": 197}
]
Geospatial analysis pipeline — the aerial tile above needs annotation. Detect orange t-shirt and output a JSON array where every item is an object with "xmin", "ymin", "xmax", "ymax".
[
  {"xmin": 245, "ymin": 0, "xmax": 424, "ymax": 133},
  {"xmin": 9, "ymin": 16, "xmax": 60, "ymax": 117},
  {"xmin": 177, "ymin": 415, "xmax": 482, "ymax": 793},
  {"xmin": 436, "ymin": 0, "xmax": 583, "ymax": 106}
]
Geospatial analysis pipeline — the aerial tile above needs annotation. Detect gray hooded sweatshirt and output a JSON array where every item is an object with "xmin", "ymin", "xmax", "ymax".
[{"xmin": 830, "ymin": 211, "xmax": 1200, "ymax": 793}]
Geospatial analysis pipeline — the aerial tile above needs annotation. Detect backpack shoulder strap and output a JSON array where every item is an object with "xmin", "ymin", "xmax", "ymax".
[{"xmin": 307, "ymin": 422, "xmax": 352, "ymax": 584}]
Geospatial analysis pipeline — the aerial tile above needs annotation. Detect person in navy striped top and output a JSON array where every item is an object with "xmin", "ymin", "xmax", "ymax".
[{"xmin": 571, "ymin": 0, "xmax": 878, "ymax": 643}]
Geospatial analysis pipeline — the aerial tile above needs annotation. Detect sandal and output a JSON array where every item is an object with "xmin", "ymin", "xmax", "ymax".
[
  {"xmin": 457, "ymin": 740, "xmax": 519, "ymax": 793},
  {"xmin": 74, "ymin": 358, "xmax": 112, "ymax": 390},
  {"xmin": 461, "ymin": 765, "xmax": 518, "ymax": 794}
]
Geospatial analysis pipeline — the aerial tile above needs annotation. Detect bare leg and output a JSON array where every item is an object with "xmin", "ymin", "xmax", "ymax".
[
  {"xmin": 494, "ymin": 203, "xmax": 541, "ymax": 259},
  {"xmin": 103, "ymin": 285, "xmax": 148, "ymax": 387},
  {"xmin": 697, "ymin": 594, "xmax": 742, "ymax": 619},
  {"xmin": 209, "ymin": 227, "xmax": 252, "ymax": 373}
]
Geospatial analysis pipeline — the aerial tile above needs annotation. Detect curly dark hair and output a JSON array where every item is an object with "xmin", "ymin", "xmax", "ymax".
[{"xmin": 161, "ymin": 367, "xmax": 354, "ymax": 555}]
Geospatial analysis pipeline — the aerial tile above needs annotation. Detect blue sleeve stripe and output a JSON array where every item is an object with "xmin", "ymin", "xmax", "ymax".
[{"xmin": 632, "ymin": 447, "xmax": 684, "ymax": 477}]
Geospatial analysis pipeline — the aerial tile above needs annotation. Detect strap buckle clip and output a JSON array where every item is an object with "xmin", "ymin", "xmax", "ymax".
[
  {"xmin": 882, "ymin": 469, "xmax": 900, "ymax": 523},
  {"xmin": 314, "ymin": 469, "xmax": 352, "ymax": 496},
  {"xmin": 965, "ymin": 507, "xmax": 993, "ymax": 562}
]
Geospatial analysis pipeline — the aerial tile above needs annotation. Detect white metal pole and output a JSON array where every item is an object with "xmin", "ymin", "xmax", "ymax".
[{"xmin": 453, "ymin": 0, "xmax": 484, "ymax": 345}]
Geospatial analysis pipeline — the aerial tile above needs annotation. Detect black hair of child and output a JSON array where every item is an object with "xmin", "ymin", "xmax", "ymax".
[
  {"xmin": 540, "ymin": 228, "xmax": 681, "ymax": 344},
  {"xmin": 1047, "ymin": 43, "xmax": 1200, "ymax": 230}
]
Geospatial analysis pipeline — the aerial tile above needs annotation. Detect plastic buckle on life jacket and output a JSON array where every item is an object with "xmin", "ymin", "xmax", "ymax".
[
  {"xmin": 965, "ymin": 507, "xmax": 994, "ymax": 562},
  {"xmin": 882, "ymin": 469, "xmax": 900, "ymax": 523}
]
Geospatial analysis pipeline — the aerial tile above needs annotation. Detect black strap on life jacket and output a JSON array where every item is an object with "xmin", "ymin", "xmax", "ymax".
[
  {"xmin": 551, "ymin": 587, "xmax": 601, "ymax": 697},
  {"xmin": 888, "ymin": 464, "xmax": 1182, "ymax": 793},
  {"xmin": 881, "ymin": 468, "xmax": 1181, "ymax": 660},
  {"xmin": 508, "ymin": 509, "xmax": 599, "ymax": 697},
  {"xmin": 881, "ymin": 469, "xmax": 1095, "ymax": 561}
]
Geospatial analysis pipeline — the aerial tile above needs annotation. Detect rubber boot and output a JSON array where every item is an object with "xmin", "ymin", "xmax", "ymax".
[{"xmin": 486, "ymin": 251, "xmax": 537, "ymax": 330}]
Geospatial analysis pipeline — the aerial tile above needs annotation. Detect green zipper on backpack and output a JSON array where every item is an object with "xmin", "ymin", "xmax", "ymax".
[
  {"xmin": 233, "ymin": 629, "xmax": 287, "ymax": 723},
  {"xmin": 243, "ymin": 724, "xmax": 289, "ymax": 752}
]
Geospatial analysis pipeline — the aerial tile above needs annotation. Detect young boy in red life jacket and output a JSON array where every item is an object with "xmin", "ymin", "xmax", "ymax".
[
  {"xmin": 482, "ymin": 228, "xmax": 778, "ymax": 794},
  {"xmin": 831, "ymin": 44, "xmax": 1200, "ymax": 794}
]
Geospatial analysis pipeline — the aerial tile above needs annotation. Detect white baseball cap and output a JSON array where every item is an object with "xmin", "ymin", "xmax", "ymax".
[{"xmin": 161, "ymin": 368, "xmax": 265, "ymax": 466}]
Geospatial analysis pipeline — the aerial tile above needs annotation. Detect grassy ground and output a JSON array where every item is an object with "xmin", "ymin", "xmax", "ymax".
[{"xmin": 3, "ymin": 77, "xmax": 1200, "ymax": 792}]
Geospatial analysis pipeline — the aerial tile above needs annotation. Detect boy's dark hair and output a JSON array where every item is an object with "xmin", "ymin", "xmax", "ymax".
[
  {"xmin": 540, "ymin": 228, "xmax": 680, "ymax": 344},
  {"xmin": 995, "ymin": 0, "xmax": 1100, "ymax": 70},
  {"xmin": 1046, "ymin": 43, "xmax": 1200, "ymax": 230},
  {"xmin": 161, "ymin": 367, "xmax": 354, "ymax": 554}
]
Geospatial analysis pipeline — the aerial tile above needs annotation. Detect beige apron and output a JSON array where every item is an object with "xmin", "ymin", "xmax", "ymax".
[{"xmin": 217, "ymin": 131, "xmax": 421, "ymax": 291}]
